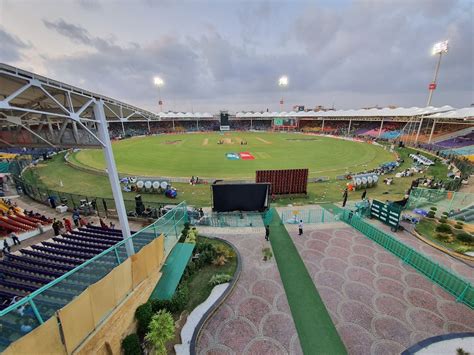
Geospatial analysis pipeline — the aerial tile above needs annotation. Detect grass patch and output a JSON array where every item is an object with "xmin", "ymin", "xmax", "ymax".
[{"xmin": 415, "ymin": 219, "xmax": 474, "ymax": 253}]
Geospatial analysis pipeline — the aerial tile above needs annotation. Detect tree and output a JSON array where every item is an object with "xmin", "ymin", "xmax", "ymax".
[{"xmin": 145, "ymin": 310, "xmax": 175, "ymax": 355}]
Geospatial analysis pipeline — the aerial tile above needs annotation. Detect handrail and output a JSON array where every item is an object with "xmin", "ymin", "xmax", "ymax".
[{"xmin": 0, "ymin": 201, "xmax": 187, "ymax": 317}]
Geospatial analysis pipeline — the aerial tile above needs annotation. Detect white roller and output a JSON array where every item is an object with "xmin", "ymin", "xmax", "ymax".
[
  {"xmin": 129, "ymin": 177, "xmax": 137, "ymax": 184},
  {"xmin": 373, "ymin": 175, "xmax": 379, "ymax": 182},
  {"xmin": 152, "ymin": 181, "xmax": 160, "ymax": 189},
  {"xmin": 145, "ymin": 181, "xmax": 152, "ymax": 189},
  {"xmin": 160, "ymin": 181, "xmax": 168, "ymax": 189},
  {"xmin": 136, "ymin": 180, "xmax": 144, "ymax": 188},
  {"xmin": 355, "ymin": 178, "xmax": 362, "ymax": 186},
  {"xmin": 367, "ymin": 176, "xmax": 373, "ymax": 184},
  {"xmin": 362, "ymin": 177, "xmax": 368, "ymax": 185}
]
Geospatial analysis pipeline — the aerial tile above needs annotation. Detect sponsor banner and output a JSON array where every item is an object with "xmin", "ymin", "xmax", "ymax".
[
  {"xmin": 225, "ymin": 152, "xmax": 255, "ymax": 160},
  {"xmin": 239, "ymin": 152, "xmax": 255, "ymax": 160},
  {"xmin": 226, "ymin": 152, "xmax": 240, "ymax": 160}
]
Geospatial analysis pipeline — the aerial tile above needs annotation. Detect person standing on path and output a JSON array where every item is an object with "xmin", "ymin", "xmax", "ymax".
[
  {"xmin": 265, "ymin": 225, "xmax": 270, "ymax": 241},
  {"xmin": 72, "ymin": 209, "xmax": 80, "ymax": 228},
  {"xmin": 298, "ymin": 220, "xmax": 304, "ymax": 236},
  {"xmin": 361, "ymin": 189, "xmax": 367, "ymax": 200},
  {"xmin": 10, "ymin": 232, "xmax": 20, "ymax": 246},
  {"xmin": 342, "ymin": 188, "xmax": 348, "ymax": 207}
]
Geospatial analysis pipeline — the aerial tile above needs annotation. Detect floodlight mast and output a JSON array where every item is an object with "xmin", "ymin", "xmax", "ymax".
[
  {"xmin": 427, "ymin": 40, "xmax": 448, "ymax": 106},
  {"xmin": 278, "ymin": 75, "xmax": 289, "ymax": 111},
  {"xmin": 154, "ymin": 76, "xmax": 164, "ymax": 112}
]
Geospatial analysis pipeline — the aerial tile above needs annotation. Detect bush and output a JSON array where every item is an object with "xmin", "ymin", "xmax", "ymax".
[
  {"xmin": 212, "ymin": 255, "xmax": 228, "ymax": 266},
  {"xmin": 427, "ymin": 211, "xmax": 436, "ymax": 218},
  {"xmin": 456, "ymin": 233, "xmax": 474, "ymax": 244},
  {"xmin": 430, "ymin": 206, "xmax": 437, "ymax": 211},
  {"xmin": 145, "ymin": 310, "xmax": 175, "ymax": 355},
  {"xmin": 135, "ymin": 302, "xmax": 153, "ymax": 339},
  {"xmin": 435, "ymin": 223, "xmax": 451, "ymax": 234},
  {"xmin": 262, "ymin": 247, "xmax": 273, "ymax": 261},
  {"xmin": 209, "ymin": 273, "xmax": 232, "ymax": 286},
  {"xmin": 437, "ymin": 234, "xmax": 450, "ymax": 242},
  {"xmin": 151, "ymin": 283, "xmax": 189, "ymax": 314},
  {"xmin": 456, "ymin": 221, "xmax": 464, "ymax": 226},
  {"xmin": 454, "ymin": 246, "xmax": 471, "ymax": 254},
  {"xmin": 454, "ymin": 224, "xmax": 463, "ymax": 230},
  {"xmin": 439, "ymin": 217, "xmax": 447, "ymax": 223},
  {"xmin": 442, "ymin": 211, "xmax": 449, "ymax": 217},
  {"xmin": 122, "ymin": 333, "xmax": 142, "ymax": 355}
]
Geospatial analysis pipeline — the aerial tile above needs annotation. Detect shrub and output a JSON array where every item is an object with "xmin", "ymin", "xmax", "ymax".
[
  {"xmin": 430, "ymin": 206, "xmax": 437, "ymax": 211},
  {"xmin": 436, "ymin": 234, "xmax": 450, "ymax": 242},
  {"xmin": 442, "ymin": 211, "xmax": 449, "ymax": 217},
  {"xmin": 214, "ymin": 244, "xmax": 232, "ymax": 259},
  {"xmin": 135, "ymin": 302, "xmax": 153, "ymax": 339},
  {"xmin": 439, "ymin": 217, "xmax": 447, "ymax": 223},
  {"xmin": 454, "ymin": 224, "xmax": 463, "ymax": 230},
  {"xmin": 456, "ymin": 233, "xmax": 474, "ymax": 244},
  {"xmin": 454, "ymin": 246, "xmax": 471, "ymax": 254},
  {"xmin": 262, "ymin": 247, "xmax": 273, "ymax": 261},
  {"xmin": 427, "ymin": 211, "xmax": 436, "ymax": 218},
  {"xmin": 145, "ymin": 310, "xmax": 175, "ymax": 355},
  {"xmin": 151, "ymin": 283, "xmax": 189, "ymax": 314},
  {"xmin": 456, "ymin": 221, "xmax": 464, "ymax": 226},
  {"xmin": 212, "ymin": 255, "xmax": 228, "ymax": 266},
  {"xmin": 435, "ymin": 223, "xmax": 451, "ymax": 234},
  {"xmin": 122, "ymin": 333, "xmax": 141, "ymax": 355},
  {"xmin": 209, "ymin": 273, "xmax": 232, "ymax": 286}
]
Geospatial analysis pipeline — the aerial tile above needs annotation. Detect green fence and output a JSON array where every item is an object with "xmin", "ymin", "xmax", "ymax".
[
  {"xmin": 340, "ymin": 210, "xmax": 473, "ymax": 309},
  {"xmin": 280, "ymin": 208, "xmax": 337, "ymax": 224},
  {"xmin": 190, "ymin": 210, "xmax": 272, "ymax": 228},
  {"xmin": 406, "ymin": 187, "xmax": 474, "ymax": 216},
  {"xmin": 0, "ymin": 202, "xmax": 188, "ymax": 351}
]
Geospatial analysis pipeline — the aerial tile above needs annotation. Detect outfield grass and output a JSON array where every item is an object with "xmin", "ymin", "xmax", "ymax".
[
  {"xmin": 24, "ymin": 137, "xmax": 449, "ymax": 207},
  {"xmin": 74, "ymin": 132, "xmax": 395, "ymax": 179}
]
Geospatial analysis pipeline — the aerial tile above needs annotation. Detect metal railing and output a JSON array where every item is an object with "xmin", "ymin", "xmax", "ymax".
[
  {"xmin": 340, "ymin": 209, "xmax": 473, "ymax": 309},
  {"xmin": 189, "ymin": 210, "xmax": 272, "ymax": 228},
  {"xmin": 280, "ymin": 208, "xmax": 338, "ymax": 224},
  {"xmin": 0, "ymin": 202, "xmax": 188, "ymax": 350}
]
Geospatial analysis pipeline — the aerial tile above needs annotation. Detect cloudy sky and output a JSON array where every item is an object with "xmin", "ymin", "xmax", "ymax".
[{"xmin": 0, "ymin": 0, "xmax": 472, "ymax": 113}]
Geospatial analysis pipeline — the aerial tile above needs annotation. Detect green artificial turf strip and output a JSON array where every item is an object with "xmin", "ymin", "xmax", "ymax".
[{"xmin": 269, "ymin": 209, "xmax": 347, "ymax": 354}]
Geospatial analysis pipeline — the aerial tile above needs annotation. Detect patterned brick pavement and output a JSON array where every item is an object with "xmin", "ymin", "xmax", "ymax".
[
  {"xmin": 288, "ymin": 223, "xmax": 474, "ymax": 355},
  {"xmin": 196, "ymin": 230, "xmax": 302, "ymax": 355}
]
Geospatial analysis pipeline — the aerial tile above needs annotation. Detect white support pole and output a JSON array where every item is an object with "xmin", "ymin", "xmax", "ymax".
[
  {"xmin": 415, "ymin": 116, "xmax": 424, "ymax": 143},
  {"xmin": 147, "ymin": 119, "xmax": 151, "ymax": 133},
  {"xmin": 121, "ymin": 121, "xmax": 125, "ymax": 136},
  {"xmin": 172, "ymin": 120, "xmax": 175, "ymax": 131},
  {"xmin": 427, "ymin": 53, "xmax": 443, "ymax": 107},
  {"xmin": 94, "ymin": 100, "xmax": 135, "ymax": 256},
  {"xmin": 196, "ymin": 119, "xmax": 199, "ymax": 131},
  {"xmin": 348, "ymin": 119, "xmax": 352, "ymax": 135},
  {"xmin": 428, "ymin": 119, "xmax": 437, "ymax": 143},
  {"xmin": 378, "ymin": 119, "xmax": 384, "ymax": 138},
  {"xmin": 321, "ymin": 119, "xmax": 325, "ymax": 132},
  {"xmin": 250, "ymin": 118, "xmax": 253, "ymax": 130}
]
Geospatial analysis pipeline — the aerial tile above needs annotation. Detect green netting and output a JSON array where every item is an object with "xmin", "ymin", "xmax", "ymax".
[
  {"xmin": 341, "ymin": 210, "xmax": 473, "ymax": 309},
  {"xmin": 280, "ymin": 208, "xmax": 337, "ymax": 224},
  {"xmin": 406, "ymin": 187, "xmax": 474, "ymax": 215}
]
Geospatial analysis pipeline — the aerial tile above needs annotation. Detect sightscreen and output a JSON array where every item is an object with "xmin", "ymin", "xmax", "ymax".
[
  {"xmin": 256, "ymin": 168, "xmax": 308, "ymax": 195},
  {"xmin": 212, "ymin": 183, "xmax": 270, "ymax": 212},
  {"xmin": 273, "ymin": 118, "xmax": 297, "ymax": 127}
]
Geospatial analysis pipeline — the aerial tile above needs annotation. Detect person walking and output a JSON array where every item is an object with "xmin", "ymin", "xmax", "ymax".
[
  {"xmin": 361, "ymin": 189, "xmax": 367, "ymax": 200},
  {"xmin": 265, "ymin": 225, "xmax": 270, "ymax": 241},
  {"xmin": 342, "ymin": 188, "xmax": 348, "ymax": 207},
  {"xmin": 3, "ymin": 239, "xmax": 10, "ymax": 254},
  {"xmin": 72, "ymin": 209, "xmax": 80, "ymax": 228},
  {"xmin": 298, "ymin": 220, "xmax": 304, "ymax": 236},
  {"xmin": 10, "ymin": 232, "xmax": 20, "ymax": 246},
  {"xmin": 63, "ymin": 218, "xmax": 73, "ymax": 233}
]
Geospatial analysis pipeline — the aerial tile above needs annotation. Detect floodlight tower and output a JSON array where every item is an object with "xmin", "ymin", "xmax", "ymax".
[
  {"xmin": 153, "ymin": 76, "xmax": 164, "ymax": 112},
  {"xmin": 427, "ymin": 40, "xmax": 448, "ymax": 106},
  {"xmin": 278, "ymin": 75, "xmax": 289, "ymax": 111}
]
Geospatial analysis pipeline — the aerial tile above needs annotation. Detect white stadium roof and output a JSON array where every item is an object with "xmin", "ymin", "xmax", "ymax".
[
  {"xmin": 427, "ymin": 107, "xmax": 474, "ymax": 120},
  {"xmin": 236, "ymin": 105, "xmax": 459, "ymax": 118},
  {"xmin": 158, "ymin": 112, "xmax": 214, "ymax": 118}
]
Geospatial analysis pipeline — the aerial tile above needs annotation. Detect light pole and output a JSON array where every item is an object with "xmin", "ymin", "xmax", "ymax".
[
  {"xmin": 278, "ymin": 75, "xmax": 288, "ymax": 111},
  {"xmin": 427, "ymin": 40, "xmax": 448, "ymax": 106},
  {"xmin": 153, "ymin": 76, "xmax": 164, "ymax": 112}
]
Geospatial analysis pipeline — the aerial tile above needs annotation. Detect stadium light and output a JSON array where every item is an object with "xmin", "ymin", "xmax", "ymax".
[
  {"xmin": 426, "ymin": 40, "xmax": 448, "ymax": 106},
  {"xmin": 278, "ymin": 75, "xmax": 289, "ymax": 111},
  {"xmin": 153, "ymin": 76, "xmax": 164, "ymax": 112}
]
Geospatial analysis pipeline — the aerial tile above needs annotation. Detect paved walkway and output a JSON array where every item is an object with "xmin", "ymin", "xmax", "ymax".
[
  {"xmin": 287, "ymin": 223, "xmax": 474, "ymax": 355},
  {"xmin": 195, "ymin": 229, "xmax": 302, "ymax": 355},
  {"xmin": 367, "ymin": 218, "xmax": 474, "ymax": 282}
]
